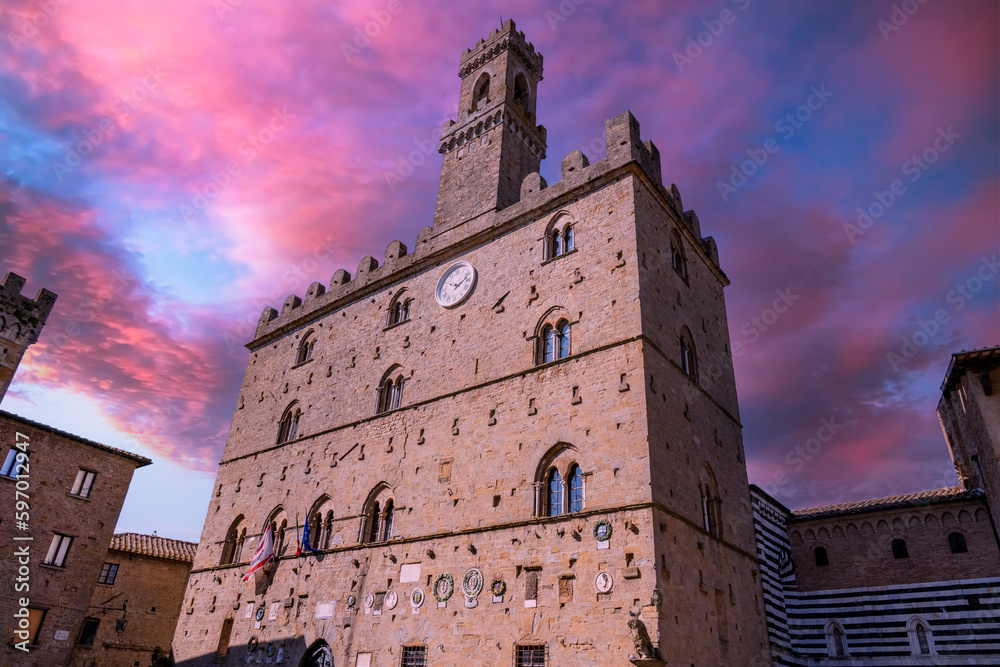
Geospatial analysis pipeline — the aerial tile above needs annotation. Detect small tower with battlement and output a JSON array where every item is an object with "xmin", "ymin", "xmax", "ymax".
[
  {"xmin": 0, "ymin": 272, "xmax": 56, "ymax": 404},
  {"xmin": 433, "ymin": 19, "xmax": 547, "ymax": 231}
]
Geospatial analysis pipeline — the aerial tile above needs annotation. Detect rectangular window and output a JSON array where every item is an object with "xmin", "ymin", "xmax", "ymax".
[
  {"xmin": 77, "ymin": 617, "xmax": 99, "ymax": 646},
  {"xmin": 98, "ymin": 562, "xmax": 119, "ymax": 585},
  {"xmin": 26, "ymin": 608, "xmax": 46, "ymax": 645},
  {"xmin": 515, "ymin": 644, "xmax": 546, "ymax": 667},
  {"xmin": 70, "ymin": 470, "xmax": 96, "ymax": 498},
  {"xmin": 401, "ymin": 645, "xmax": 426, "ymax": 667},
  {"xmin": 44, "ymin": 534, "xmax": 73, "ymax": 567},
  {"xmin": 1, "ymin": 448, "xmax": 26, "ymax": 478}
]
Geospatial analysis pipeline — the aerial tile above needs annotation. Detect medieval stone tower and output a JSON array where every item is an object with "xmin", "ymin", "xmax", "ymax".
[
  {"xmin": 0, "ymin": 272, "xmax": 56, "ymax": 404},
  {"xmin": 174, "ymin": 20, "xmax": 769, "ymax": 667}
]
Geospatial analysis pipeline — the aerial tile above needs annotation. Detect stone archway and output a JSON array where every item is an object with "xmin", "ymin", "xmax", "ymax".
[{"xmin": 300, "ymin": 640, "xmax": 334, "ymax": 667}]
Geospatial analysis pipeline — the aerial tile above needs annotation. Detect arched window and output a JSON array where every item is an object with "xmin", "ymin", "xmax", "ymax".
[
  {"xmin": 825, "ymin": 621, "xmax": 848, "ymax": 657},
  {"xmin": 387, "ymin": 289, "xmax": 411, "ymax": 326},
  {"xmin": 264, "ymin": 508, "xmax": 288, "ymax": 560},
  {"xmin": 545, "ymin": 217, "xmax": 576, "ymax": 261},
  {"xmin": 381, "ymin": 499, "xmax": 394, "ymax": 541},
  {"xmin": 814, "ymin": 546, "xmax": 829, "ymax": 567},
  {"xmin": 671, "ymin": 230, "xmax": 688, "ymax": 281},
  {"xmin": 542, "ymin": 325, "xmax": 555, "ymax": 363},
  {"xmin": 220, "ymin": 516, "xmax": 245, "ymax": 565},
  {"xmin": 948, "ymin": 532, "xmax": 968, "ymax": 554},
  {"xmin": 275, "ymin": 519, "xmax": 288, "ymax": 557},
  {"xmin": 307, "ymin": 497, "xmax": 330, "ymax": 551},
  {"xmin": 700, "ymin": 464, "xmax": 722, "ymax": 539},
  {"xmin": 367, "ymin": 501, "xmax": 380, "ymax": 543},
  {"xmin": 907, "ymin": 617, "xmax": 934, "ymax": 655},
  {"xmin": 568, "ymin": 465, "xmax": 584, "ymax": 513},
  {"xmin": 361, "ymin": 485, "xmax": 394, "ymax": 544},
  {"xmin": 891, "ymin": 538, "xmax": 909, "ymax": 559},
  {"xmin": 680, "ymin": 333, "xmax": 697, "ymax": 380},
  {"xmin": 308, "ymin": 513, "xmax": 321, "ymax": 550},
  {"xmin": 322, "ymin": 511, "xmax": 334, "ymax": 549},
  {"xmin": 916, "ymin": 624, "xmax": 930, "ymax": 654},
  {"xmin": 513, "ymin": 73, "xmax": 529, "ymax": 111},
  {"xmin": 532, "ymin": 442, "xmax": 582, "ymax": 518},
  {"xmin": 376, "ymin": 366, "xmax": 405, "ymax": 414},
  {"xmin": 235, "ymin": 527, "xmax": 246, "ymax": 563},
  {"xmin": 547, "ymin": 469, "xmax": 563, "ymax": 516},
  {"xmin": 557, "ymin": 320, "xmax": 571, "ymax": 359},
  {"xmin": 471, "ymin": 72, "xmax": 490, "ymax": 111},
  {"xmin": 277, "ymin": 403, "xmax": 301, "ymax": 444},
  {"xmin": 296, "ymin": 331, "xmax": 316, "ymax": 364}
]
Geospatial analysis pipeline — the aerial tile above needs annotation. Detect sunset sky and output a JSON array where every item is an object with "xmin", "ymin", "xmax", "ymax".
[{"xmin": 1, "ymin": 1, "xmax": 997, "ymax": 542}]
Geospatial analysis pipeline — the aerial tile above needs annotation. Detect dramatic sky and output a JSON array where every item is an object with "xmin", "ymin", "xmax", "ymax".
[{"xmin": 1, "ymin": 1, "xmax": 997, "ymax": 541}]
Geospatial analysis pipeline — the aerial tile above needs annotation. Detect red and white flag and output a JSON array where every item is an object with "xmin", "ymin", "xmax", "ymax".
[{"xmin": 242, "ymin": 522, "xmax": 275, "ymax": 582}]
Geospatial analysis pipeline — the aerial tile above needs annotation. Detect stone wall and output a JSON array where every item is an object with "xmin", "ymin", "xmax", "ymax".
[{"xmin": 0, "ymin": 412, "xmax": 147, "ymax": 664}]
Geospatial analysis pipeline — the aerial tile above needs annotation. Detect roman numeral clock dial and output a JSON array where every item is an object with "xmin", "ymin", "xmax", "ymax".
[{"xmin": 435, "ymin": 261, "xmax": 477, "ymax": 308}]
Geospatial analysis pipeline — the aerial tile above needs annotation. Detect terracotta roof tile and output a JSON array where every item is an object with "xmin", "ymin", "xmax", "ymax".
[
  {"xmin": 110, "ymin": 533, "xmax": 197, "ymax": 563},
  {"xmin": 788, "ymin": 486, "xmax": 984, "ymax": 522}
]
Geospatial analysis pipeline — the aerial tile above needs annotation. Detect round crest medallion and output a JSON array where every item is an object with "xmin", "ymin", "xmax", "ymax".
[
  {"xmin": 411, "ymin": 587, "xmax": 425, "ymax": 608},
  {"xmin": 433, "ymin": 573, "xmax": 454, "ymax": 602},
  {"xmin": 384, "ymin": 590, "xmax": 398, "ymax": 610},
  {"xmin": 462, "ymin": 568, "xmax": 484, "ymax": 597},
  {"xmin": 593, "ymin": 519, "xmax": 613, "ymax": 541}
]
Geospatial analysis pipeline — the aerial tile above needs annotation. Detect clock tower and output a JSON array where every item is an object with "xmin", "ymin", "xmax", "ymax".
[
  {"xmin": 433, "ymin": 20, "xmax": 546, "ymax": 232},
  {"xmin": 174, "ymin": 20, "xmax": 770, "ymax": 667}
]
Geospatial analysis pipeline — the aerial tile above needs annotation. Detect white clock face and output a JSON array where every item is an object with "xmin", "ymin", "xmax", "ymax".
[{"xmin": 435, "ymin": 261, "xmax": 477, "ymax": 308}]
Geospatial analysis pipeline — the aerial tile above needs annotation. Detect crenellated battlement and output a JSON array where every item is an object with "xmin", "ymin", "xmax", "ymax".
[
  {"xmin": 250, "ymin": 111, "xmax": 724, "ymax": 348},
  {"xmin": 459, "ymin": 19, "xmax": 542, "ymax": 79},
  {"xmin": 0, "ymin": 272, "xmax": 57, "ymax": 345},
  {"xmin": 0, "ymin": 271, "xmax": 57, "ymax": 403}
]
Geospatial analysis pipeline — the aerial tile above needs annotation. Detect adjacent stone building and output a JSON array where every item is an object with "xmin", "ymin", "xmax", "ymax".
[
  {"xmin": 173, "ymin": 20, "xmax": 770, "ymax": 667},
  {"xmin": 0, "ymin": 410, "xmax": 152, "ymax": 663},
  {"xmin": 939, "ymin": 346, "xmax": 1000, "ymax": 529},
  {"xmin": 0, "ymin": 271, "xmax": 154, "ymax": 664},
  {"xmin": 752, "ymin": 347, "xmax": 1000, "ymax": 665},
  {"xmin": 72, "ymin": 533, "xmax": 197, "ymax": 666}
]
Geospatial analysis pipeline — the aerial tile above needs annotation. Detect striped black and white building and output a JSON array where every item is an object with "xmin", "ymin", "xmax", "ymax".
[{"xmin": 751, "ymin": 485, "xmax": 1000, "ymax": 666}]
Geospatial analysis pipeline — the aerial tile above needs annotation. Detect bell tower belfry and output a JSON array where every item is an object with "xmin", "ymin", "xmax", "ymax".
[{"xmin": 433, "ymin": 20, "xmax": 547, "ymax": 231}]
